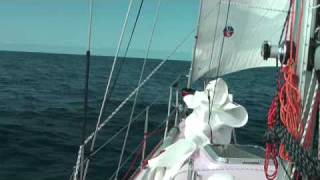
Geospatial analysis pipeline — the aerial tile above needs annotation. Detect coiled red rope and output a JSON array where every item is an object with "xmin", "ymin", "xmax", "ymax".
[
  {"xmin": 278, "ymin": 0, "xmax": 304, "ymax": 161},
  {"xmin": 265, "ymin": 97, "xmax": 279, "ymax": 180},
  {"xmin": 265, "ymin": 0, "xmax": 304, "ymax": 178}
]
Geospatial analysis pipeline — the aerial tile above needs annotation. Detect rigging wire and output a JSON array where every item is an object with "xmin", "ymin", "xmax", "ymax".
[
  {"xmin": 108, "ymin": 120, "xmax": 167, "ymax": 180},
  {"xmin": 89, "ymin": 96, "xmax": 161, "ymax": 158},
  {"xmin": 278, "ymin": 1, "xmax": 292, "ymax": 46},
  {"xmin": 71, "ymin": 0, "xmax": 295, "ymax": 178},
  {"xmin": 69, "ymin": 96, "xmax": 162, "ymax": 175},
  {"xmin": 207, "ymin": 0, "xmax": 232, "ymax": 144},
  {"xmin": 121, "ymin": 127, "xmax": 165, "ymax": 180},
  {"xmin": 275, "ymin": 0, "xmax": 292, "ymax": 74},
  {"xmin": 72, "ymin": 25, "xmax": 197, "ymax": 180},
  {"xmin": 114, "ymin": 0, "xmax": 162, "ymax": 179},
  {"xmin": 215, "ymin": 0, "xmax": 232, "ymax": 80},
  {"xmin": 81, "ymin": 0, "xmax": 239, "ymax": 152},
  {"xmin": 187, "ymin": 0, "xmax": 202, "ymax": 88},
  {"xmin": 83, "ymin": 0, "xmax": 136, "ymax": 179},
  {"xmin": 206, "ymin": 0, "xmax": 223, "ymax": 144},
  {"xmin": 105, "ymin": 0, "xmax": 146, "ymax": 107},
  {"xmin": 74, "ymin": 28, "xmax": 197, "ymax": 180},
  {"xmin": 75, "ymin": 0, "xmax": 218, "ymax": 177},
  {"xmin": 208, "ymin": 0, "xmax": 223, "ymax": 71},
  {"xmin": 82, "ymin": 22, "xmax": 196, "ymax": 146}
]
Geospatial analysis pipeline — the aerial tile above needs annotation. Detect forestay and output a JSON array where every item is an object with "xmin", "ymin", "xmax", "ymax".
[{"xmin": 191, "ymin": 0, "xmax": 289, "ymax": 83}]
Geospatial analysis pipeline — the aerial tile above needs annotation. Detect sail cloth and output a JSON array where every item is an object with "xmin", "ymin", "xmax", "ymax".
[
  {"xmin": 191, "ymin": 0, "xmax": 289, "ymax": 83},
  {"xmin": 147, "ymin": 79, "xmax": 247, "ymax": 179}
]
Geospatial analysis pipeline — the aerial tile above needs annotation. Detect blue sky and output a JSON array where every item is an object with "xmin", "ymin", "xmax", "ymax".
[{"xmin": 0, "ymin": 0, "xmax": 199, "ymax": 60}]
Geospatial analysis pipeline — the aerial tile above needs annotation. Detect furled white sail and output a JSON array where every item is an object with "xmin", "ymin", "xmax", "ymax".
[{"xmin": 191, "ymin": 0, "xmax": 289, "ymax": 83}]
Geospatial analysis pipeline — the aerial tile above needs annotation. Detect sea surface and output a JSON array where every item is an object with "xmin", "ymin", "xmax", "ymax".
[{"xmin": 0, "ymin": 51, "xmax": 276, "ymax": 180}]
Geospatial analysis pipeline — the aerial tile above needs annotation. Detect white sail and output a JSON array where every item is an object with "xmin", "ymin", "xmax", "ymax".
[{"xmin": 191, "ymin": 0, "xmax": 289, "ymax": 83}]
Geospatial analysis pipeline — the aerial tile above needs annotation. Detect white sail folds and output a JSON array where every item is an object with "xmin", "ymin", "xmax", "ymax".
[
  {"xmin": 147, "ymin": 78, "xmax": 247, "ymax": 179},
  {"xmin": 191, "ymin": 0, "xmax": 289, "ymax": 82}
]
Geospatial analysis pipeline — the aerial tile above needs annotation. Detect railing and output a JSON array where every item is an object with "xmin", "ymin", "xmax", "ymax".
[
  {"xmin": 70, "ymin": 75, "xmax": 186, "ymax": 180},
  {"xmin": 116, "ymin": 76, "xmax": 185, "ymax": 179}
]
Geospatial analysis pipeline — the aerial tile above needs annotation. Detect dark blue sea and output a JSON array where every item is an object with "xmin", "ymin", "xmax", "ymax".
[{"xmin": 0, "ymin": 51, "xmax": 276, "ymax": 180}]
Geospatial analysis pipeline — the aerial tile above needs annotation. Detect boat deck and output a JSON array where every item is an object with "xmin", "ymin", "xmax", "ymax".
[{"xmin": 133, "ymin": 120, "xmax": 275, "ymax": 180}]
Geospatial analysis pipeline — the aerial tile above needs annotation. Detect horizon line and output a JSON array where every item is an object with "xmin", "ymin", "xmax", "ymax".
[{"xmin": 0, "ymin": 49, "xmax": 193, "ymax": 62}]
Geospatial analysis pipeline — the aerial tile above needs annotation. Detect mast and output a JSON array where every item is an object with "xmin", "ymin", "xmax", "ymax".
[
  {"xmin": 293, "ymin": 0, "xmax": 320, "ymax": 178},
  {"xmin": 297, "ymin": 0, "xmax": 318, "ymax": 104}
]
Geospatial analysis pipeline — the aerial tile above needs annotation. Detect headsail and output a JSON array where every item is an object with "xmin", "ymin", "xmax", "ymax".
[{"xmin": 191, "ymin": 0, "xmax": 289, "ymax": 83}]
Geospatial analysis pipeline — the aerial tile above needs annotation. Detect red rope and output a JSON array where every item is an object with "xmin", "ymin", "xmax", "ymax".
[
  {"xmin": 278, "ymin": 0, "xmax": 303, "ymax": 161},
  {"xmin": 264, "ymin": 97, "xmax": 279, "ymax": 180},
  {"xmin": 264, "ymin": 0, "xmax": 304, "ymax": 178}
]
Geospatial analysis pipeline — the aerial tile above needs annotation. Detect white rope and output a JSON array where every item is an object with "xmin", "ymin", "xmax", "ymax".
[
  {"xmin": 299, "ymin": 69, "xmax": 315, "ymax": 132},
  {"xmin": 290, "ymin": 79, "xmax": 319, "ymax": 179},
  {"xmin": 114, "ymin": 0, "xmax": 162, "ymax": 178},
  {"xmin": 300, "ymin": 81, "xmax": 318, "ymax": 145},
  {"xmin": 83, "ymin": 0, "xmax": 136, "ymax": 178}
]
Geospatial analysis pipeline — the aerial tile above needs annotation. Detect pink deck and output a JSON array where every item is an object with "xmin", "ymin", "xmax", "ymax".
[
  {"xmin": 133, "ymin": 119, "xmax": 274, "ymax": 179},
  {"xmin": 134, "ymin": 147, "xmax": 270, "ymax": 179}
]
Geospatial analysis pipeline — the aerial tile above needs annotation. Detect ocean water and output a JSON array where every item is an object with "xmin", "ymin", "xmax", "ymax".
[{"xmin": 0, "ymin": 51, "xmax": 276, "ymax": 180}]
